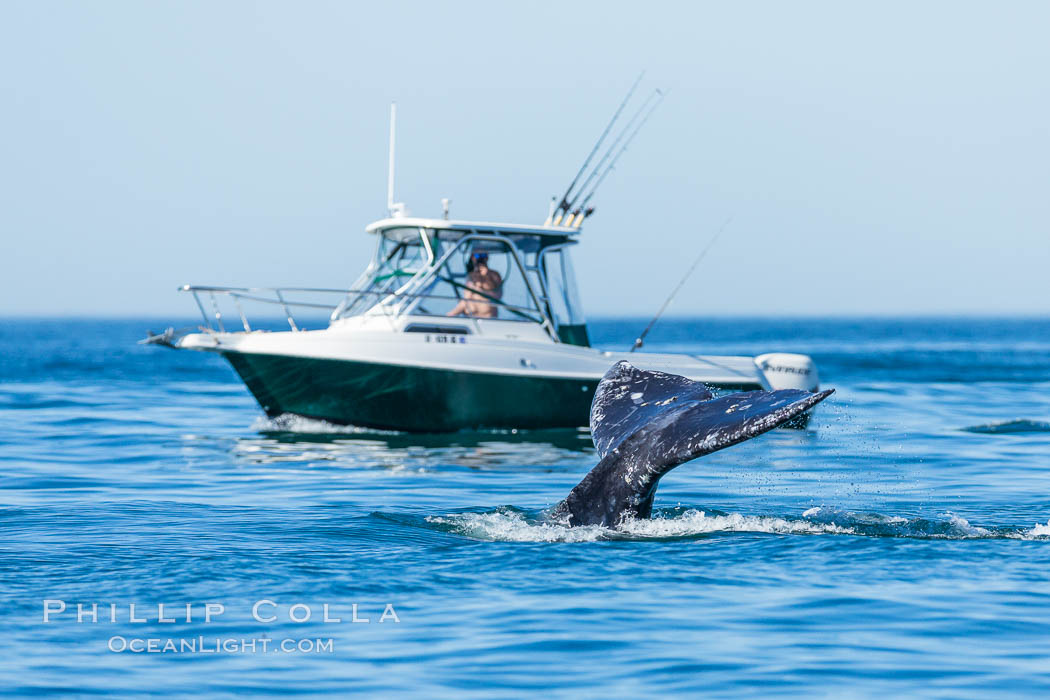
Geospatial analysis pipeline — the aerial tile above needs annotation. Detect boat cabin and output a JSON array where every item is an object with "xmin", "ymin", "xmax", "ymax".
[{"xmin": 331, "ymin": 217, "xmax": 591, "ymax": 347}]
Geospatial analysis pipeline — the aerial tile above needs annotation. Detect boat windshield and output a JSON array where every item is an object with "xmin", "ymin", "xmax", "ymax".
[
  {"xmin": 332, "ymin": 226, "xmax": 585, "ymax": 339},
  {"xmin": 335, "ymin": 227, "xmax": 430, "ymax": 317},
  {"xmin": 398, "ymin": 235, "xmax": 545, "ymax": 323}
]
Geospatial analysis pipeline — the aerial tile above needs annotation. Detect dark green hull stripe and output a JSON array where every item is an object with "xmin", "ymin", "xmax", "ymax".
[
  {"xmin": 222, "ymin": 352, "xmax": 598, "ymax": 432},
  {"xmin": 221, "ymin": 351, "xmax": 765, "ymax": 432}
]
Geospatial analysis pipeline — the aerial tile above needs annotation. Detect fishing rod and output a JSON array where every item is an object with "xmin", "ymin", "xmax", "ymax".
[
  {"xmin": 562, "ymin": 88, "xmax": 662, "ymax": 225},
  {"xmin": 552, "ymin": 72, "xmax": 645, "ymax": 224},
  {"xmin": 567, "ymin": 89, "xmax": 666, "ymax": 226},
  {"xmin": 630, "ymin": 216, "xmax": 733, "ymax": 352}
]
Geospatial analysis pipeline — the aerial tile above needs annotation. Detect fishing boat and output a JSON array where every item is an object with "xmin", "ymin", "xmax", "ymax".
[{"xmin": 149, "ymin": 89, "xmax": 822, "ymax": 432}]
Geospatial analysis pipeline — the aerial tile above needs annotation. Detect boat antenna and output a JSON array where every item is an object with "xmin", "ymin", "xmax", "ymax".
[
  {"xmin": 570, "ymin": 89, "xmax": 666, "ymax": 226},
  {"xmin": 630, "ymin": 216, "xmax": 732, "ymax": 352},
  {"xmin": 549, "ymin": 72, "xmax": 645, "ymax": 225},
  {"xmin": 387, "ymin": 102, "xmax": 405, "ymax": 217}
]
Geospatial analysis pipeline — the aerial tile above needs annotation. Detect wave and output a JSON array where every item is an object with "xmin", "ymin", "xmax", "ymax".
[
  {"xmin": 962, "ymin": 419, "xmax": 1050, "ymax": 434},
  {"xmin": 425, "ymin": 506, "xmax": 1050, "ymax": 543}
]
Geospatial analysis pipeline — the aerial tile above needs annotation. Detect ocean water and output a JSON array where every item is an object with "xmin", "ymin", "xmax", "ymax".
[{"xmin": 2, "ymin": 317, "xmax": 1050, "ymax": 697}]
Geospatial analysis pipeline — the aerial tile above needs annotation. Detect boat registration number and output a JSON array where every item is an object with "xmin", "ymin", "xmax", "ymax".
[{"xmin": 424, "ymin": 335, "xmax": 467, "ymax": 344}]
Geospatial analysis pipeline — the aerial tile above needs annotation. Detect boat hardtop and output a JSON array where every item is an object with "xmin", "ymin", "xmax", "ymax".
[{"xmin": 364, "ymin": 216, "xmax": 579, "ymax": 238}]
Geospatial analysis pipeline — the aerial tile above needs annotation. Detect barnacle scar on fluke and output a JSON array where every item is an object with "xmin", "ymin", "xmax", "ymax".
[{"xmin": 549, "ymin": 362, "xmax": 834, "ymax": 528}]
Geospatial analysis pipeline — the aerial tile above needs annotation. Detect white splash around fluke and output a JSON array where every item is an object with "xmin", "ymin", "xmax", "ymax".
[{"xmin": 427, "ymin": 506, "xmax": 1050, "ymax": 543}]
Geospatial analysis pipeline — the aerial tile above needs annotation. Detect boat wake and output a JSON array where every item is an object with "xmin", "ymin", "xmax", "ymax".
[
  {"xmin": 962, "ymin": 419, "xmax": 1050, "ymax": 434},
  {"xmin": 253, "ymin": 413, "xmax": 401, "ymax": 436},
  {"xmin": 249, "ymin": 413, "xmax": 594, "ymax": 457},
  {"xmin": 424, "ymin": 506, "xmax": 1050, "ymax": 543}
]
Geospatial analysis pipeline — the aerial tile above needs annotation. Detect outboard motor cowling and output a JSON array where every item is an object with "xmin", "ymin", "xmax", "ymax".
[{"xmin": 755, "ymin": 353, "xmax": 820, "ymax": 392}]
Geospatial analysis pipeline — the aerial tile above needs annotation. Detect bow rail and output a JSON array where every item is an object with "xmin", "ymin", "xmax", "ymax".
[{"xmin": 179, "ymin": 284, "xmax": 545, "ymax": 334}]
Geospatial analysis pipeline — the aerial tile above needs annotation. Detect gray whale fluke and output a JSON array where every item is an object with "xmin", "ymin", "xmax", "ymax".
[{"xmin": 550, "ymin": 362, "xmax": 834, "ymax": 528}]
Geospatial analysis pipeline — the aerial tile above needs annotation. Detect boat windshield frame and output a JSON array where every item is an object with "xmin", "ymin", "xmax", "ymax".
[
  {"xmin": 331, "ymin": 225, "xmax": 565, "ymax": 340},
  {"xmin": 330, "ymin": 226, "xmax": 435, "ymax": 320}
]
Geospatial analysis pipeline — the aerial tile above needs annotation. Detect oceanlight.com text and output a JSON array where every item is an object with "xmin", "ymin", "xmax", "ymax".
[{"xmin": 107, "ymin": 636, "xmax": 335, "ymax": 654}]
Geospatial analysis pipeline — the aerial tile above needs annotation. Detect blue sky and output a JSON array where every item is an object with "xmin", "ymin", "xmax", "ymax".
[{"xmin": 2, "ymin": 1, "xmax": 1047, "ymax": 317}]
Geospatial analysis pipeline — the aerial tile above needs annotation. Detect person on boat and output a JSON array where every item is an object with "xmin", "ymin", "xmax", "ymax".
[{"xmin": 447, "ymin": 251, "xmax": 502, "ymax": 318}]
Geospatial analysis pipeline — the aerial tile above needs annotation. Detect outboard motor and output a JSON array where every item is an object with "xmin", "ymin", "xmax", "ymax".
[{"xmin": 755, "ymin": 353, "xmax": 820, "ymax": 392}]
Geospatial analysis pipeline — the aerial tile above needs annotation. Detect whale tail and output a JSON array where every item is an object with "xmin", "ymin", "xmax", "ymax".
[{"xmin": 553, "ymin": 362, "xmax": 834, "ymax": 527}]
